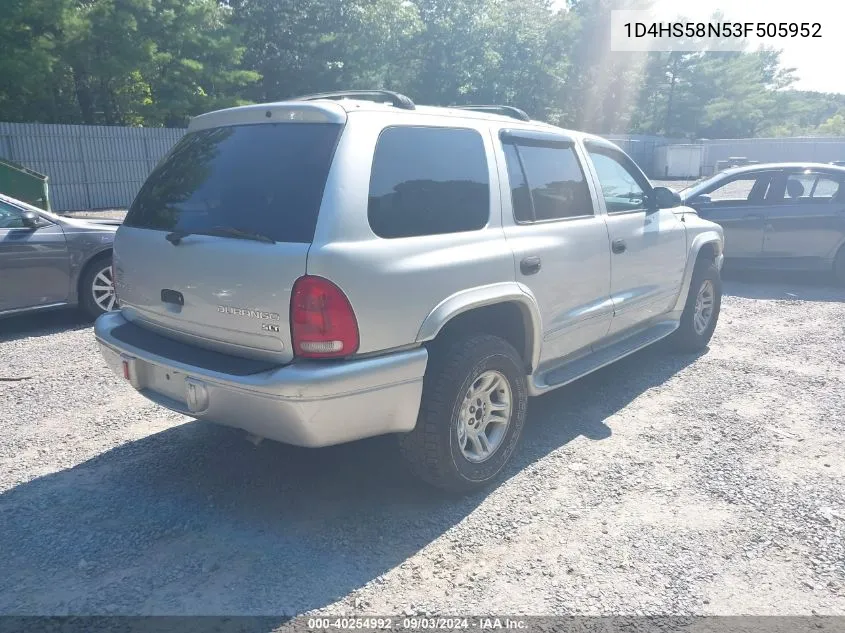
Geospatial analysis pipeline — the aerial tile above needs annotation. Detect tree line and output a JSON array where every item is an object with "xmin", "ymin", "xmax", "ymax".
[{"xmin": 3, "ymin": 0, "xmax": 844, "ymax": 137}]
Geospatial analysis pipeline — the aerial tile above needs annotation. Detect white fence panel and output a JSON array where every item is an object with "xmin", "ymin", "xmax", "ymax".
[{"xmin": 0, "ymin": 122, "xmax": 185, "ymax": 212}]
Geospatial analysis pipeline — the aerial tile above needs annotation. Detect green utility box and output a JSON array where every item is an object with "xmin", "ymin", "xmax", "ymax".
[{"xmin": 0, "ymin": 158, "xmax": 51, "ymax": 211}]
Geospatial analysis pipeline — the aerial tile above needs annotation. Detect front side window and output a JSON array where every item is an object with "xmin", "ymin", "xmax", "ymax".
[
  {"xmin": 698, "ymin": 174, "xmax": 773, "ymax": 205},
  {"xmin": 367, "ymin": 126, "xmax": 489, "ymax": 238},
  {"xmin": 502, "ymin": 141, "xmax": 593, "ymax": 222},
  {"xmin": 0, "ymin": 201, "xmax": 25, "ymax": 229},
  {"xmin": 587, "ymin": 149, "xmax": 648, "ymax": 213}
]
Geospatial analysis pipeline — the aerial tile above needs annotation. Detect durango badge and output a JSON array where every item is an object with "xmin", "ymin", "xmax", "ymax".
[{"xmin": 217, "ymin": 305, "xmax": 281, "ymax": 320}]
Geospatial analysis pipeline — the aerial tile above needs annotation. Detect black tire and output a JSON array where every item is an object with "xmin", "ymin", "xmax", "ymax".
[
  {"xmin": 398, "ymin": 334, "xmax": 528, "ymax": 493},
  {"xmin": 670, "ymin": 260, "xmax": 722, "ymax": 352},
  {"xmin": 834, "ymin": 246, "xmax": 845, "ymax": 286},
  {"xmin": 78, "ymin": 254, "xmax": 115, "ymax": 320}
]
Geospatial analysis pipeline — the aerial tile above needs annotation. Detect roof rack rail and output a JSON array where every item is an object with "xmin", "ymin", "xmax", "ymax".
[
  {"xmin": 450, "ymin": 105, "xmax": 530, "ymax": 122},
  {"xmin": 290, "ymin": 90, "xmax": 416, "ymax": 110}
]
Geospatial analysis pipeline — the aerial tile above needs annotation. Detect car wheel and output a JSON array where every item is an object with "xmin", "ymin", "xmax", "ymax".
[
  {"xmin": 834, "ymin": 246, "xmax": 845, "ymax": 285},
  {"xmin": 670, "ymin": 260, "xmax": 722, "ymax": 352},
  {"xmin": 79, "ymin": 255, "xmax": 117, "ymax": 319},
  {"xmin": 398, "ymin": 334, "xmax": 528, "ymax": 493}
]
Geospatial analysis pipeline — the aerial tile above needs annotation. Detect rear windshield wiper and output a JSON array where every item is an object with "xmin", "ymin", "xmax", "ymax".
[{"xmin": 165, "ymin": 226, "xmax": 276, "ymax": 245}]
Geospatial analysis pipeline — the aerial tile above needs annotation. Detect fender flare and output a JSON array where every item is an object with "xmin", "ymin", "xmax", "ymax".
[
  {"xmin": 673, "ymin": 231, "xmax": 724, "ymax": 312},
  {"xmin": 415, "ymin": 282, "xmax": 544, "ymax": 372}
]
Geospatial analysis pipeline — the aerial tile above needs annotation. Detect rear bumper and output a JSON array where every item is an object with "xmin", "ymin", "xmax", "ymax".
[{"xmin": 94, "ymin": 312, "xmax": 428, "ymax": 447}]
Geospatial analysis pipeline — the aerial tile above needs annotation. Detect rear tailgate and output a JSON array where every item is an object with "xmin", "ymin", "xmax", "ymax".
[{"xmin": 115, "ymin": 112, "xmax": 344, "ymax": 364}]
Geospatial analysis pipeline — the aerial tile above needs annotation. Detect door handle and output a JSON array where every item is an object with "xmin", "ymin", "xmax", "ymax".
[
  {"xmin": 742, "ymin": 214, "xmax": 765, "ymax": 220},
  {"xmin": 160, "ymin": 288, "xmax": 184, "ymax": 306},
  {"xmin": 520, "ymin": 256, "xmax": 542, "ymax": 275},
  {"xmin": 764, "ymin": 223, "xmax": 774, "ymax": 232},
  {"xmin": 611, "ymin": 239, "xmax": 627, "ymax": 254}
]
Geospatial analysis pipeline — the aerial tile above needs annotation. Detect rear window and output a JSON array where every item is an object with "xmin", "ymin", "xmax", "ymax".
[
  {"xmin": 124, "ymin": 123, "xmax": 341, "ymax": 243},
  {"xmin": 367, "ymin": 126, "xmax": 489, "ymax": 238}
]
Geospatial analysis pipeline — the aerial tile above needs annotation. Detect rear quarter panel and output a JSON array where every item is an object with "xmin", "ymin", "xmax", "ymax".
[
  {"xmin": 60, "ymin": 219, "xmax": 116, "ymax": 304},
  {"xmin": 306, "ymin": 111, "xmax": 517, "ymax": 355}
]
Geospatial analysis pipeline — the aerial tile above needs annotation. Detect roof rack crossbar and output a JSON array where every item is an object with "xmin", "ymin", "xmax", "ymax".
[
  {"xmin": 290, "ymin": 90, "xmax": 416, "ymax": 110},
  {"xmin": 450, "ymin": 105, "xmax": 530, "ymax": 122}
]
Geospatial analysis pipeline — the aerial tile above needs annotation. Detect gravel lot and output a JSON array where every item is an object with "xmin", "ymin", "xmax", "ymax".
[{"xmin": 1, "ymin": 273, "xmax": 844, "ymax": 618}]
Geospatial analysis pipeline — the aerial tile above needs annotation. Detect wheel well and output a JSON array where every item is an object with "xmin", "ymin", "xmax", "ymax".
[
  {"xmin": 428, "ymin": 302, "xmax": 534, "ymax": 373},
  {"xmin": 696, "ymin": 242, "xmax": 718, "ymax": 266},
  {"xmin": 76, "ymin": 250, "xmax": 112, "ymax": 300}
]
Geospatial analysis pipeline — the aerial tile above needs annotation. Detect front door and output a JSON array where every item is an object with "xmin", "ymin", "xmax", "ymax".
[
  {"xmin": 496, "ymin": 130, "xmax": 613, "ymax": 367},
  {"xmin": 0, "ymin": 200, "xmax": 70, "ymax": 312},
  {"xmin": 687, "ymin": 171, "xmax": 777, "ymax": 261},
  {"xmin": 584, "ymin": 142, "xmax": 687, "ymax": 337}
]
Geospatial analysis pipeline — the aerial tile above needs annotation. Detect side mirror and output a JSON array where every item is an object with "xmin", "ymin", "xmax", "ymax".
[
  {"xmin": 652, "ymin": 186, "xmax": 681, "ymax": 209},
  {"xmin": 21, "ymin": 210, "xmax": 41, "ymax": 229}
]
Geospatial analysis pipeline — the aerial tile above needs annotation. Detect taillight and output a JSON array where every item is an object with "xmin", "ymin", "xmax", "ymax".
[{"xmin": 291, "ymin": 276, "xmax": 359, "ymax": 358}]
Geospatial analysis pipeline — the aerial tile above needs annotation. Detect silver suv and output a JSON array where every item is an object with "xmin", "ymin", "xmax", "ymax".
[{"xmin": 95, "ymin": 90, "xmax": 724, "ymax": 492}]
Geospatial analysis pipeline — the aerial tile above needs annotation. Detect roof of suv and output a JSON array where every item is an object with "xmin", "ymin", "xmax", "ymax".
[{"xmin": 189, "ymin": 97, "xmax": 607, "ymax": 145}]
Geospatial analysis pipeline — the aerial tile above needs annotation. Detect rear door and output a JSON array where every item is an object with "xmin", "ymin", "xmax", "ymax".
[
  {"xmin": 497, "ymin": 129, "xmax": 613, "ymax": 366},
  {"xmin": 762, "ymin": 170, "xmax": 845, "ymax": 263},
  {"xmin": 117, "ymin": 120, "xmax": 342, "ymax": 364},
  {"xmin": 686, "ymin": 171, "xmax": 776, "ymax": 260},
  {"xmin": 0, "ymin": 200, "xmax": 70, "ymax": 312}
]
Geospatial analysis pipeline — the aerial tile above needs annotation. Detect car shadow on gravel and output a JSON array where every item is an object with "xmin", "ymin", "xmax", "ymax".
[
  {"xmin": 515, "ymin": 342, "xmax": 701, "ymax": 471},
  {"xmin": 0, "ymin": 343, "xmax": 703, "ymax": 618},
  {"xmin": 722, "ymin": 269, "xmax": 845, "ymax": 302},
  {"xmin": 0, "ymin": 309, "xmax": 92, "ymax": 343}
]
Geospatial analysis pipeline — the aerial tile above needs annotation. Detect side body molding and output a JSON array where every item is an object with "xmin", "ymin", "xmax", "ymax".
[{"xmin": 415, "ymin": 282, "xmax": 544, "ymax": 372}]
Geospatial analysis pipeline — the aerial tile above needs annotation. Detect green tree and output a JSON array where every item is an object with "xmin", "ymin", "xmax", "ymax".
[
  {"xmin": 0, "ymin": 0, "xmax": 75, "ymax": 123},
  {"xmin": 139, "ymin": 0, "xmax": 259, "ymax": 126},
  {"xmin": 815, "ymin": 110, "xmax": 845, "ymax": 136}
]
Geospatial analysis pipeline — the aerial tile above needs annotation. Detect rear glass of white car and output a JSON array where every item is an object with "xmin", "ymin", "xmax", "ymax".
[
  {"xmin": 368, "ymin": 126, "xmax": 489, "ymax": 238},
  {"xmin": 124, "ymin": 123, "xmax": 341, "ymax": 243}
]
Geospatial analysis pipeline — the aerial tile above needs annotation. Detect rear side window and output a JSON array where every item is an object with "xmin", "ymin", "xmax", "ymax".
[
  {"xmin": 368, "ymin": 127, "xmax": 489, "ymax": 238},
  {"xmin": 503, "ymin": 141, "xmax": 593, "ymax": 222},
  {"xmin": 782, "ymin": 173, "xmax": 842, "ymax": 201},
  {"xmin": 124, "ymin": 123, "xmax": 341, "ymax": 243},
  {"xmin": 503, "ymin": 144, "xmax": 533, "ymax": 223}
]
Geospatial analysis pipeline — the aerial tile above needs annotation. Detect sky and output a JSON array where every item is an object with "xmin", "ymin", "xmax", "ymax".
[{"xmin": 553, "ymin": 0, "xmax": 845, "ymax": 94}]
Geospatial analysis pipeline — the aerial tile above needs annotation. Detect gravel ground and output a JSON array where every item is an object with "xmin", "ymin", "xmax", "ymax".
[{"xmin": 1, "ymin": 273, "xmax": 844, "ymax": 618}]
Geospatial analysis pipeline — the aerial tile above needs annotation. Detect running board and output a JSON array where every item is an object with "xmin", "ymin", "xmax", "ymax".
[{"xmin": 531, "ymin": 321, "xmax": 678, "ymax": 395}]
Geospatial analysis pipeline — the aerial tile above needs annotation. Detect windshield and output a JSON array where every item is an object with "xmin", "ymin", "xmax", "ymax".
[{"xmin": 123, "ymin": 122, "xmax": 341, "ymax": 243}]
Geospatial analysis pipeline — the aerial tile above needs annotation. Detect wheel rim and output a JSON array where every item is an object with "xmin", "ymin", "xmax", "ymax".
[
  {"xmin": 457, "ymin": 370, "xmax": 513, "ymax": 463},
  {"xmin": 91, "ymin": 265, "xmax": 116, "ymax": 312},
  {"xmin": 693, "ymin": 279, "xmax": 715, "ymax": 335}
]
